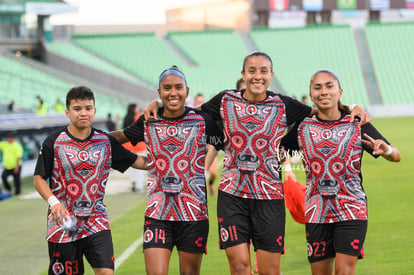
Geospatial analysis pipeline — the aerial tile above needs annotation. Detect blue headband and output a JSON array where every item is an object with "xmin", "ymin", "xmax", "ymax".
[{"xmin": 158, "ymin": 69, "xmax": 187, "ymax": 87}]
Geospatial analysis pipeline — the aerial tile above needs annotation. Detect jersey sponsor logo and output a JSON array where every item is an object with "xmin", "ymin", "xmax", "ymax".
[
  {"xmin": 307, "ymin": 243, "xmax": 313, "ymax": 257},
  {"xmin": 143, "ymin": 228, "xmax": 154, "ymax": 243},
  {"xmin": 276, "ymin": 235, "xmax": 283, "ymax": 246},
  {"xmin": 195, "ymin": 237, "xmax": 204, "ymax": 247},
  {"xmin": 220, "ymin": 227, "xmax": 229, "ymax": 242},
  {"xmin": 52, "ymin": 262, "xmax": 65, "ymax": 275},
  {"xmin": 351, "ymin": 239, "xmax": 360, "ymax": 250}
]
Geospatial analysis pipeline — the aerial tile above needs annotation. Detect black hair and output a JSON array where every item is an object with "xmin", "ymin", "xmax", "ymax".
[
  {"xmin": 66, "ymin": 86, "xmax": 95, "ymax": 109},
  {"xmin": 242, "ymin": 52, "xmax": 273, "ymax": 73},
  {"xmin": 123, "ymin": 103, "xmax": 137, "ymax": 128},
  {"xmin": 236, "ymin": 78, "xmax": 245, "ymax": 90}
]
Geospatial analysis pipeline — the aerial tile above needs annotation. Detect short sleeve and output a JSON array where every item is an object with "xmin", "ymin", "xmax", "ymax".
[
  {"xmin": 201, "ymin": 90, "xmax": 226, "ymax": 121},
  {"xmin": 361, "ymin": 123, "xmax": 390, "ymax": 158},
  {"xmin": 123, "ymin": 114, "xmax": 145, "ymax": 146},
  {"xmin": 108, "ymin": 134, "xmax": 138, "ymax": 172},
  {"xmin": 199, "ymin": 111, "xmax": 224, "ymax": 150},
  {"xmin": 279, "ymin": 94, "xmax": 312, "ymax": 125},
  {"xmin": 33, "ymin": 135, "xmax": 56, "ymax": 180}
]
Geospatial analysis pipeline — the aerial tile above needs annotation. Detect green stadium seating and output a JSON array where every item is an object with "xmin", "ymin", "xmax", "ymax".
[
  {"xmin": 251, "ymin": 25, "xmax": 370, "ymax": 107},
  {"xmin": 46, "ymin": 42, "xmax": 148, "ymax": 85},
  {"xmin": 73, "ymin": 33, "xmax": 182, "ymax": 87},
  {"xmin": 365, "ymin": 22, "xmax": 414, "ymax": 105},
  {"xmin": 73, "ymin": 30, "xmax": 247, "ymax": 99},
  {"xmin": 168, "ymin": 30, "xmax": 248, "ymax": 98},
  {"xmin": 0, "ymin": 55, "xmax": 126, "ymax": 118}
]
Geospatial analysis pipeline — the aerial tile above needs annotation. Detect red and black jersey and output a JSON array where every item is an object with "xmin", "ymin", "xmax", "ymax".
[
  {"xmin": 202, "ymin": 89, "xmax": 311, "ymax": 200},
  {"xmin": 298, "ymin": 113, "xmax": 389, "ymax": 224},
  {"xmin": 124, "ymin": 107, "xmax": 223, "ymax": 221},
  {"xmin": 34, "ymin": 127, "xmax": 137, "ymax": 243}
]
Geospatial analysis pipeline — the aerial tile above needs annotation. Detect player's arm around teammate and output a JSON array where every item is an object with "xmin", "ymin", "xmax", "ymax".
[{"xmin": 115, "ymin": 66, "xmax": 222, "ymax": 275}]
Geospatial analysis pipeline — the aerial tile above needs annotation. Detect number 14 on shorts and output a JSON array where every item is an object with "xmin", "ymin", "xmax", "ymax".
[{"xmin": 144, "ymin": 228, "xmax": 166, "ymax": 244}]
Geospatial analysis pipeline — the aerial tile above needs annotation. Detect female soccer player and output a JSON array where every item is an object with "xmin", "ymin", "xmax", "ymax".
[
  {"xmin": 143, "ymin": 53, "xmax": 368, "ymax": 275},
  {"xmin": 296, "ymin": 70, "xmax": 400, "ymax": 275},
  {"xmin": 111, "ymin": 66, "xmax": 222, "ymax": 275}
]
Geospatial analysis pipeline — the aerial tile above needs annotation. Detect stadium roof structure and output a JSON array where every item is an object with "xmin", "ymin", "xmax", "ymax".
[
  {"xmin": 0, "ymin": 113, "xmax": 69, "ymax": 131},
  {"xmin": 0, "ymin": 0, "xmax": 76, "ymax": 16}
]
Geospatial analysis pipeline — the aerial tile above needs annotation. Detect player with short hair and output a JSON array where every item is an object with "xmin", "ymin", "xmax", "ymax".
[{"xmin": 33, "ymin": 86, "xmax": 148, "ymax": 275}]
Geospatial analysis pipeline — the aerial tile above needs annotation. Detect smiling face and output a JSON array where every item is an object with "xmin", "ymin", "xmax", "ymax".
[
  {"xmin": 65, "ymin": 98, "xmax": 96, "ymax": 131},
  {"xmin": 309, "ymin": 71, "xmax": 343, "ymax": 112},
  {"xmin": 241, "ymin": 54, "xmax": 274, "ymax": 101},
  {"xmin": 158, "ymin": 74, "xmax": 189, "ymax": 118}
]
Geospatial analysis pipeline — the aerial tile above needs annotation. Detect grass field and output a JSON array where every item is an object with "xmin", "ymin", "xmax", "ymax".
[{"xmin": 1, "ymin": 116, "xmax": 413, "ymax": 275}]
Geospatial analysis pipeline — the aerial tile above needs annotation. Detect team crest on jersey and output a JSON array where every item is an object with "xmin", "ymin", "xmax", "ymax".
[
  {"xmin": 78, "ymin": 150, "xmax": 89, "ymax": 161},
  {"xmin": 246, "ymin": 104, "xmax": 258, "ymax": 115},
  {"xmin": 143, "ymin": 229, "xmax": 154, "ymax": 243},
  {"xmin": 321, "ymin": 129, "xmax": 332, "ymax": 140},
  {"xmin": 166, "ymin": 126, "xmax": 178, "ymax": 136},
  {"xmin": 52, "ymin": 262, "xmax": 64, "ymax": 275},
  {"xmin": 307, "ymin": 243, "xmax": 313, "ymax": 257},
  {"xmin": 220, "ymin": 227, "xmax": 229, "ymax": 242}
]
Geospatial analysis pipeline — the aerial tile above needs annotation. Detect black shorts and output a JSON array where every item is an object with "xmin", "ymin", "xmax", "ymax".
[
  {"xmin": 143, "ymin": 217, "xmax": 209, "ymax": 254},
  {"xmin": 48, "ymin": 230, "xmax": 114, "ymax": 275},
  {"xmin": 306, "ymin": 220, "xmax": 367, "ymax": 263},
  {"xmin": 217, "ymin": 190, "xmax": 285, "ymax": 253}
]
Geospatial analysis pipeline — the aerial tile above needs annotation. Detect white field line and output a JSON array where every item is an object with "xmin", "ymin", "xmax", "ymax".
[{"xmin": 115, "ymin": 236, "xmax": 143, "ymax": 271}]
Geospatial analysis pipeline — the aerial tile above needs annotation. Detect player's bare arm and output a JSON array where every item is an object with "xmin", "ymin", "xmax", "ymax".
[
  {"xmin": 33, "ymin": 175, "xmax": 69, "ymax": 226},
  {"xmin": 143, "ymin": 99, "xmax": 159, "ymax": 121},
  {"xmin": 109, "ymin": 130, "xmax": 130, "ymax": 144},
  {"xmin": 132, "ymin": 155, "xmax": 148, "ymax": 170},
  {"xmin": 361, "ymin": 133, "xmax": 401, "ymax": 162}
]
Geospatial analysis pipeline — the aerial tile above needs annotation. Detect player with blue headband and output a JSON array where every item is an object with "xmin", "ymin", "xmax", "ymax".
[
  {"xmin": 111, "ymin": 65, "xmax": 223, "ymax": 274},
  {"xmin": 158, "ymin": 65, "xmax": 187, "ymax": 88}
]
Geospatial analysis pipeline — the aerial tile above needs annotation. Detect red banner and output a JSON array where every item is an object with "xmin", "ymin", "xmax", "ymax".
[{"xmin": 270, "ymin": 0, "xmax": 289, "ymax": 11}]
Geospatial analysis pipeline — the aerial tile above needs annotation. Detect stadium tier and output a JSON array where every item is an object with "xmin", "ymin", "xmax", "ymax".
[
  {"xmin": 3, "ymin": 23, "xmax": 414, "ymax": 117},
  {"xmin": 72, "ymin": 33, "xmax": 183, "ymax": 88},
  {"xmin": 72, "ymin": 30, "xmax": 247, "ymax": 99},
  {"xmin": 251, "ymin": 25, "xmax": 370, "ymax": 107},
  {"xmin": 365, "ymin": 22, "xmax": 414, "ymax": 106},
  {"xmin": 0, "ymin": 54, "xmax": 126, "ymax": 118},
  {"xmin": 46, "ymin": 42, "xmax": 149, "ymax": 86},
  {"xmin": 167, "ymin": 30, "xmax": 248, "ymax": 98}
]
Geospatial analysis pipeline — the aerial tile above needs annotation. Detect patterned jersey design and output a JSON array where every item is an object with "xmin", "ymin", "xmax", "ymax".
[
  {"xmin": 47, "ymin": 130, "xmax": 112, "ymax": 243},
  {"xmin": 298, "ymin": 115, "xmax": 367, "ymax": 223},
  {"xmin": 145, "ymin": 111, "xmax": 208, "ymax": 221},
  {"xmin": 219, "ymin": 90, "xmax": 287, "ymax": 200}
]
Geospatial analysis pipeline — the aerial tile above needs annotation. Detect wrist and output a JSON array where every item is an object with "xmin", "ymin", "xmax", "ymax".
[
  {"xmin": 47, "ymin": 195, "xmax": 60, "ymax": 208},
  {"xmin": 383, "ymin": 144, "xmax": 393, "ymax": 156}
]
